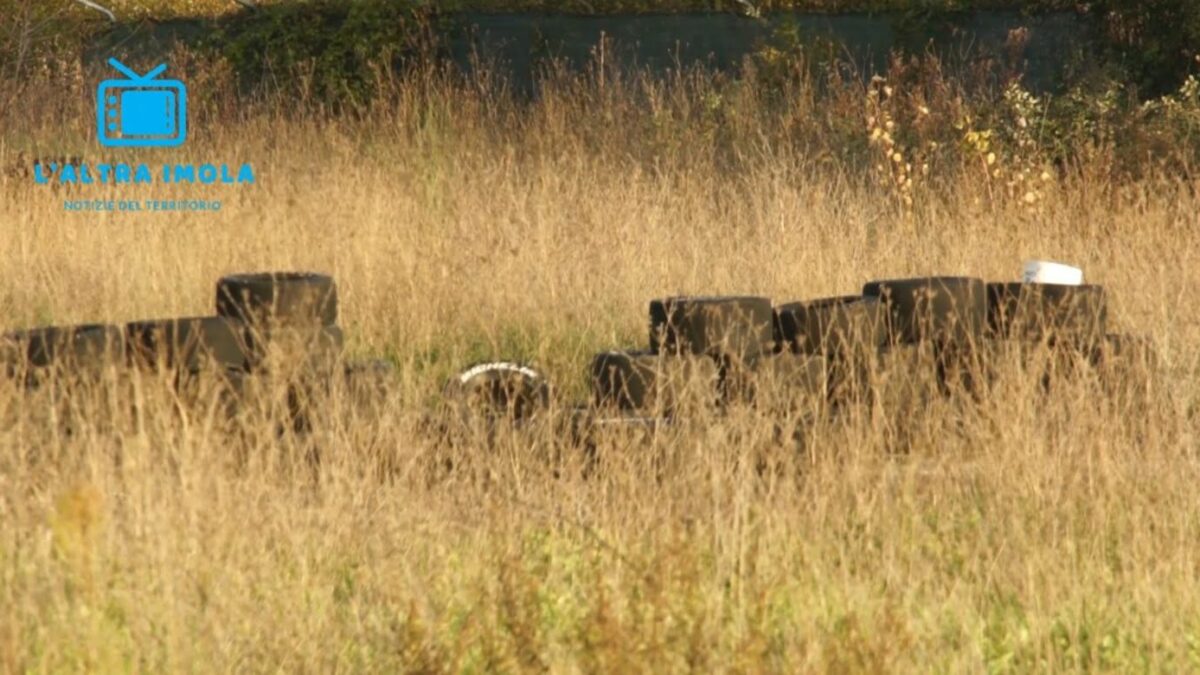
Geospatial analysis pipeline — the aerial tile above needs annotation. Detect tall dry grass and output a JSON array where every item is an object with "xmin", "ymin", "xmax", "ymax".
[{"xmin": 1, "ymin": 57, "xmax": 1199, "ymax": 672}]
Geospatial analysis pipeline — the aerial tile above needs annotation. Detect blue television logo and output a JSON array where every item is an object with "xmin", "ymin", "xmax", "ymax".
[{"xmin": 97, "ymin": 58, "xmax": 187, "ymax": 148}]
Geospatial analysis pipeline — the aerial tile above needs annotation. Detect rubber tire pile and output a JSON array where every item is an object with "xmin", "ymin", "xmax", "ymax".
[
  {"xmin": 565, "ymin": 276, "xmax": 1157, "ymax": 439},
  {"xmin": 0, "ymin": 272, "xmax": 1158, "ymax": 447},
  {"xmin": 0, "ymin": 272, "xmax": 387, "ymax": 429}
]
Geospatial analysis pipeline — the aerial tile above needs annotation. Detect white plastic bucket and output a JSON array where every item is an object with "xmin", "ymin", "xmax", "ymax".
[{"xmin": 1023, "ymin": 260, "xmax": 1083, "ymax": 286}]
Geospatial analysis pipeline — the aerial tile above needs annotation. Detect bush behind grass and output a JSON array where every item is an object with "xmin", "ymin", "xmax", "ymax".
[{"xmin": 4, "ymin": 0, "xmax": 1199, "ymax": 97}]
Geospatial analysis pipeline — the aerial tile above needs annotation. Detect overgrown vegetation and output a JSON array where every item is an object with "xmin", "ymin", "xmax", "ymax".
[
  {"xmin": 1, "ymin": 56, "xmax": 1198, "ymax": 668},
  {"xmin": 202, "ymin": 0, "xmax": 440, "ymax": 106},
  {"xmin": 12, "ymin": 0, "xmax": 1083, "ymax": 21},
  {"xmin": 4, "ymin": 0, "xmax": 1199, "ymax": 106},
  {"xmin": 1089, "ymin": 0, "xmax": 1200, "ymax": 97},
  {"xmin": 1, "ymin": 1, "xmax": 1198, "ymax": 671},
  {"xmin": 5, "ymin": 9, "xmax": 1200, "ymax": 182}
]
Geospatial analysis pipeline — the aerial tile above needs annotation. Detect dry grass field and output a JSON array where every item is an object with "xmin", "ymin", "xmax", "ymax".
[{"xmin": 1, "ymin": 56, "xmax": 1199, "ymax": 672}]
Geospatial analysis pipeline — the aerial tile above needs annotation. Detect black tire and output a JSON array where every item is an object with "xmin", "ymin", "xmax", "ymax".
[
  {"xmin": 774, "ymin": 296, "xmax": 886, "ymax": 405},
  {"xmin": 648, "ymin": 299, "xmax": 669, "ymax": 349},
  {"xmin": 774, "ymin": 296, "xmax": 887, "ymax": 357},
  {"xmin": 445, "ymin": 361, "xmax": 551, "ymax": 425},
  {"xmin": 986, "ymin": 282, "xmax": 1107, "ymax": 348},
  {"xmin": 592, "ymin": 350, "xmax": 656, "ymax": 411},
  {"xmin": 1, "ymin": 323, "xmax": 125, "ymax": 372},
  {"xmin": 591, "ymin": 350, "xmax": 719, "ymax": 413},
  {"xmin": 125, "ymin": 316, "xmax": 249, "ymax": 372},
  {"xmin": 215, "ymin": 272, "xmax": 338, "ymax": 328},
  {"xmin": 862, "ymin": 276, "xmax": 987, "ymax": 348},
  {"xmin": 648, "ymin": 296, "xmax": 774, "ymax": 365},
  {"xmin": 202, "ymin": 324, "xmax": 343, "ymax": 435},
  {"xmin": 281, "ymin": 326, "xmax": 346, "ymax": 434}
]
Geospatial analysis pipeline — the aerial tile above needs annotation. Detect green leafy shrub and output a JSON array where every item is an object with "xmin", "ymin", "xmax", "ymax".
[
  {"xmin": 203, "ymin": 0, "xmax": 442, "ymax": 107},
  {"xmin": 1091, "ymin": 0, "xmax": 1200, "ymax": 97}
]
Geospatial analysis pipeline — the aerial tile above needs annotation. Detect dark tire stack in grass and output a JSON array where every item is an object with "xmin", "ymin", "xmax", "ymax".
[
  {"xmin": 0, "ymin": 271, "xmax": 394, "ymax": 439},
  {"xmin": 1, "ymin": 267, "xmax": 1160, "ymax": 460},
  {"xmin": 590, "ymin": 349, "xmax": 721, "ymax": 415},
  {"xmin": 214, "ymin": 272, "xmax": 348, "ymax": 436},
  {"xmin": 566, "ymin": 271, "xmax": 1157, "ymax": 454},
  {"xmin": 986, "ymin": 282, "xmax": 1108, "ymax": 347},
  {"xmin": 862, "ymin": 276, "xmax": 989, "ymax": 396},
  {"xmin": 581, "ymin": 295, "xmax": 827, "ymax": 443},
  {"xmin": 0, "ymin": 324, "xmax": 132, "ymax": 435},
  {"xmin": 1, "ymin": 324, "xmax": 126, "ymax": 385},
  {"xmin": 774, "ymin": 295, "xmax": 886, "ymax": 407}
]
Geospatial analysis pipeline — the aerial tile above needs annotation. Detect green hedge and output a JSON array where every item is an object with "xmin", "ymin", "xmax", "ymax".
[
  {"xmin": 436, "ymin": 0, "xmax": 1073, "ymax": 12},
  {"xmin": 203, "ymin": 0, "xmax": 440, "ymax": 106},
  {"xmin": 196, "ymin": 0, "xmax": 1197, "ymax": 101},
  {"xmin": 6, "ymin": 0, "xmax": 1198, "ymax": 102},
  {"xmin": 1089, "ymin": 0, "xmax": 1200, "ymax": 96}
]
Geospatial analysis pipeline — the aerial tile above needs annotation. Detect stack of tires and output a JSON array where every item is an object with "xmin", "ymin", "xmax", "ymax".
[
  {"xmin": 574, "ymin": 273, "xmax": 1155, "ymax": 434},
  {"xmin": 778, "ymin": 275, "xmax": 1152, "ymax": 408},
  {"xmin": 859, "ymin": 276, "xmax": 990, "ymax": 402},
  {"xmin": 0, "ymin": 323, "xmax": 128, "ymax": 384},
  {"xmin": 985, "ymin": 280, "xmax": 1156, "ymax": 397},
  {"xmin": 774, "ymin": 294, "xmax": 889, "ymax": 406},
  {"xmin": 589, "ymin": 296, "xmax": 828, "ymax": 421},
  {"xmin": 212, "ymin": 272, "xmax": 345, "ymax": 430},
  {"xmin": 0, "ymin": 272, "xmax": 361, "ymax": 427},
  {"xmin": 0, "ymin": 268, "xmax": 1158, "ymax": 446}
]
